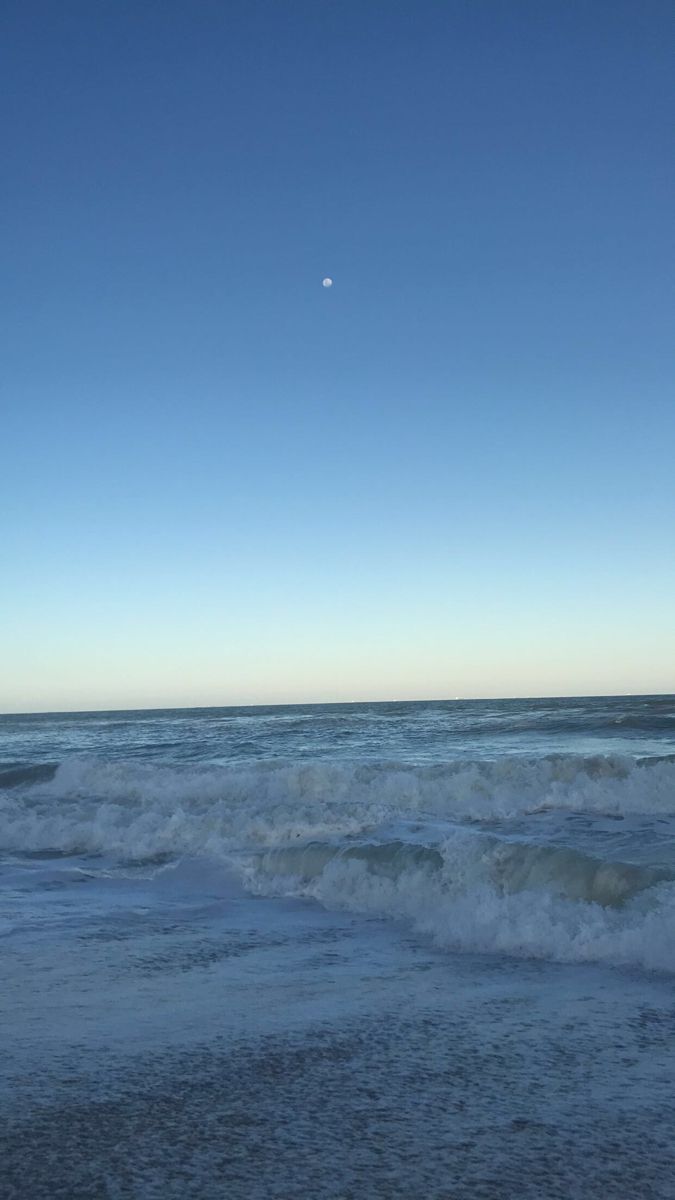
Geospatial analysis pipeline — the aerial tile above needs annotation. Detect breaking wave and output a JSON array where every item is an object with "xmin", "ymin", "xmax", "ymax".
[
  {"xmin": 2, "ymin": 751, "xmax": 675, "ymax": 852},
  {"xmin": 248, "ymin": 835, "xmax": 670, "ymax": 908},
  {"xmin": 3, "ymin": 753, "xmax": 675, "ymax": 972},
  {"xmin": 243, "ymin": 832, "xmax": 675, "ymax": 974}
]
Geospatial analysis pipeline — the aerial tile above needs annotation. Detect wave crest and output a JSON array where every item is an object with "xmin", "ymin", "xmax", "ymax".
[
  {"xmin": 245, "ymin": 833, "xmax": 675, "ymax": 974},
  {"xmin": 2, "ymin": 752, "xmax": 675, "ymax": 858}
]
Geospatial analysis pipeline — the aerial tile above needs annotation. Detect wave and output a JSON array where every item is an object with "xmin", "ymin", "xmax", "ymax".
[
  {"xmin": 242, "ymin": 831, "xmax": 675, "ymax": 973},
  {"xmin": 2, "ymin": 754, "xmax": 675, "ymax": 864},
  {"xmin": 2, "ymin": 752, "xmax": 675, "ymax": 852},
  {"xmin": 0, "ymin": 762, "xmax": 58, "ymax": 788},
  {"xmin": 3, "ymin": 754, "xmax": 675, "ymax": 972},
  {"xmin": 247, "ymin": 834, "xmax": 670, "ymax": 907}
]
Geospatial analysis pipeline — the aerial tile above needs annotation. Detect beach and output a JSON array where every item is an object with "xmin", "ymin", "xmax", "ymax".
[{"xmin": 2, "ymin": 696, "xmax": 675, "ymax": 1197}]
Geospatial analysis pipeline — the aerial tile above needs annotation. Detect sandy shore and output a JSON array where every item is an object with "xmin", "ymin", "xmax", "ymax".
[{"xmin": 3, "ymin": 907, "xmax": 675, "ymax": 1199}]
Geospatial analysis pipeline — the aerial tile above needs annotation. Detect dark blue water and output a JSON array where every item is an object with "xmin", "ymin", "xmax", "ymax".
[{"xmin": 2, "ymin": 693, "xmax": 674, "ymax": 770}]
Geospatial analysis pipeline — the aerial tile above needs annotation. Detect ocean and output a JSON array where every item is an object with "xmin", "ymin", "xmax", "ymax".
[{"xmin": 2, "ymin": 695, "xmax": 675, "ymax": 1198}]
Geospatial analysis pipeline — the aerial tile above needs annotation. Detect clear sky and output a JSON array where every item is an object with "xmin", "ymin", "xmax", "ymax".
[{"xmin": 2, "ymin": 0, "xmax": 674, "ymax": 712}]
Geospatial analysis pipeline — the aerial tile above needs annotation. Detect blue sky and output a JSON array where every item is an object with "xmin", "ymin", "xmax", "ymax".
[{"xmin": 2, "ymin": 0, "xmax": 674, "ymax": 711}]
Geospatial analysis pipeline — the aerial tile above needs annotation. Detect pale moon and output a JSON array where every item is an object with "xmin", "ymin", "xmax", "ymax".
[{"xmin": 322, "ymin": 277, "xmax": 333, "ymax": 288}]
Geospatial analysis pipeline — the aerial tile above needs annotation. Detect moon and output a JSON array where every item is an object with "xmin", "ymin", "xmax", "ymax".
[{"xmin": 322, "ymin": 277, "xmax": 333, "ymax": 288}]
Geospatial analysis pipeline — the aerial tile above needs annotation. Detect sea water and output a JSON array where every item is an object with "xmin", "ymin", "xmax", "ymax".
[{"xmin": 2, "ymin": 696, "xmax": 675, "ymax": 1198}]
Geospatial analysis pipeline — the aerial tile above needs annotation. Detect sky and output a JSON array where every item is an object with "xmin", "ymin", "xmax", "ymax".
[{"xmin": 2, "ymin": 0, "xmax": 674, "ymax": 712}]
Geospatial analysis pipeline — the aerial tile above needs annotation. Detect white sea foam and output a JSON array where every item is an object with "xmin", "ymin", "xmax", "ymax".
[
  {"xmin": 0, "ymin": 753, "xmax": 674, "ymax": 866},
  {"xmin": 244, "ymin": 834, "xmax": 675, "ymax": 974},
  {"xmin": 2, "ymin": 751, "xmax": 675, "ymax": 855},
  {"xmin": 3, "ymin": 754, "xmax": 675, "ymax": 971}
]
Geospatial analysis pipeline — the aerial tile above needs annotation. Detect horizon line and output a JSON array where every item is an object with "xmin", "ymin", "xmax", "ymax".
[{"xmin": 1, "ymin": 690, "xmax": 673, "ymax": 719}]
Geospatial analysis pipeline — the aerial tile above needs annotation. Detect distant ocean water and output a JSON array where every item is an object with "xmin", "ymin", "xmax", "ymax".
[{"xmin": 2, "ymin": 695, "xmax": 675, "ymax": 1198}]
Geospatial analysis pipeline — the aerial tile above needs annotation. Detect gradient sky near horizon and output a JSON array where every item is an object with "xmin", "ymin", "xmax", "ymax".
[{"xmin": 2, "ymin": 0, "xmax": 674, "ymax": 713}]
